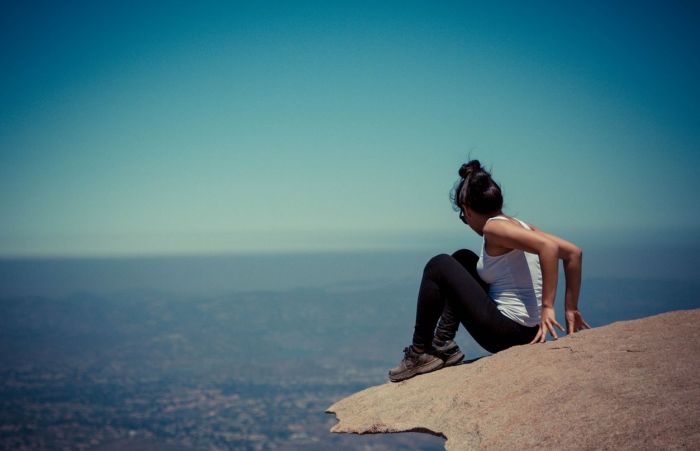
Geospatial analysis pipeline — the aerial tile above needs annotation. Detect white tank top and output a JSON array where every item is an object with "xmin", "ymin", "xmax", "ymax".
[{"xmin": 476, "ymin": 215, "xmax": 542, "ymax": 327}]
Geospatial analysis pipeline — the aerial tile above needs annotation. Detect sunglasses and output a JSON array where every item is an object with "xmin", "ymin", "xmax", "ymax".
[{"xmin": 459, "ymin": 208, "xmax": 469, "ymax": 225}]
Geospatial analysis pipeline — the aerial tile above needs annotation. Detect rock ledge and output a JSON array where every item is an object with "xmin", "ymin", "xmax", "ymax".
[{"xmin": 327, "ymin": 309, "xmax": 700, "ymax": 450}]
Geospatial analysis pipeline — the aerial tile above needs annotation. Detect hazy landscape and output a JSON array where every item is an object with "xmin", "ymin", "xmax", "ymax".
[{"xmin": 1, "ymin": 250, "xmax": 699, "ymax": 450}]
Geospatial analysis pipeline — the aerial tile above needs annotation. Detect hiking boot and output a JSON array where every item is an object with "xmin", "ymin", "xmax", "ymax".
[
  {"xmin": 432, "ymin": 339, "xmax": 464, "ymax": 367},
  {"xmin": 388, "ymin": 346, "xmax": 444, "ymax": 382}
]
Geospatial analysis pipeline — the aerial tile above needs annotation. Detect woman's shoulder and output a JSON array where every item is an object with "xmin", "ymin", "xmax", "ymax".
[{"xmin": 486, "ymin": 215, "xmax": 531, "ymax": 229}]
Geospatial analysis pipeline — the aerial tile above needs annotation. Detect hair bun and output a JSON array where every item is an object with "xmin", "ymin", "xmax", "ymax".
[
  {"xmin": 458, "ymin": 159, "xmax": 482, "ymax": 179},
  {"xmin": 451, "ymin": 158, "xmax": 503, "ymax": 214}
]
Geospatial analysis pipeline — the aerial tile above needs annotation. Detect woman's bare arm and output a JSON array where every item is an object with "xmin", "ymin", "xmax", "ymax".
[
  {"xmin": 527, "ymin": 223, "xmax": 591, "ymax": 333},
  {"xmin": 527, "ymin": 224, "xmax": 582, "ymax": 311}
]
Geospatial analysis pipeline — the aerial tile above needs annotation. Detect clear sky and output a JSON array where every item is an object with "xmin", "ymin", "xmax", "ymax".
[{"xmin": 1, "ymin": 1, "xmax": 699, "ymax": 257}]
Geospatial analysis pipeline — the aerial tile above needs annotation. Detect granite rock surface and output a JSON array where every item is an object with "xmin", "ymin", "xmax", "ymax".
[{"xmin": 327, "ymin": 309, "xmax": 700, "ymax": 450}]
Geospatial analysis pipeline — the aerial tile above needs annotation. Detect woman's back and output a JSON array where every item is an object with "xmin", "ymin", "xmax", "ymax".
[{"xmin": 476, "ymin": 215, "xmax": 542, "ymax": 327}]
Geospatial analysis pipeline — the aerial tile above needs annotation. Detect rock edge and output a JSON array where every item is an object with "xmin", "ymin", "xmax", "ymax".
[{"xmin": 326, "ymin": 309, "xmax": 700, "ymax": 450}]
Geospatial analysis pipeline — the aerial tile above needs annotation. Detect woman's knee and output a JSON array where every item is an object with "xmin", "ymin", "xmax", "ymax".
[
  {"xmin": 451, "ymin": 249, "xmax": 479, "ymax": 263},
  {"xmin": 424, "ymin": 253, "xmax": 453, "ymax": 275}
]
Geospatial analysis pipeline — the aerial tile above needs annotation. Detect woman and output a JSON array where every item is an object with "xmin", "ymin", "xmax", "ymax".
[{"xmin": 389, "ymin": 159, "xmax": 591, "ymax": 382}]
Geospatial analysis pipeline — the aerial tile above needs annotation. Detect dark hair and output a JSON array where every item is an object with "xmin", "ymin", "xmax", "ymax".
[{"xmin": 450, "ymin": 159, "xmax": 503, "ymax": 214}]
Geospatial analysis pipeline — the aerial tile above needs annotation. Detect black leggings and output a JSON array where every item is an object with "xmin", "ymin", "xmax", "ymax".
[{"xmin": 412, "ymin": 249, "xmax": 539, "ymax": 354}]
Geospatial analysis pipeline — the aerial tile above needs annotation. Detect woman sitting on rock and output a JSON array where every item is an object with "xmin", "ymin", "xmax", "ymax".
[{"xmin": 389, "ymin": 159, "xmax": 591, "ymax": 382}]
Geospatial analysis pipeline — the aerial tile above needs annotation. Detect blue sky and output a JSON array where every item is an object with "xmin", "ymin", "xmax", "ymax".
[{"xmin": 1, "ymin": 1, "xmax": 699, "ymax": 256}]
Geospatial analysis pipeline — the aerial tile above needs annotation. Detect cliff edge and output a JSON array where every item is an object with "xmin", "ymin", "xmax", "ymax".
[{"xmin": 326, "ymin": 309, "xmax": 700, "ymax": 450}]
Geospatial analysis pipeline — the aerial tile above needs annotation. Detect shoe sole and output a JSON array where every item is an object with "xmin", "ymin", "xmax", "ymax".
[
  {"xmin": 389, "ymin": 358, "xmax": 444, "ymax": 382},
  {"xmin": 443, "ymin": 351, "xmax": 465, "ymax": 367}
]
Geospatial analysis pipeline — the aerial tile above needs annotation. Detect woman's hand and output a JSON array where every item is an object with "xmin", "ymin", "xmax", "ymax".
[
  {"xmin": 530, "ymin": 306, "xmax": 565, "ymax": 344},
  {"xmin": 565, "ymin": 309, "xmax": 592, "ymax": 334}
]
